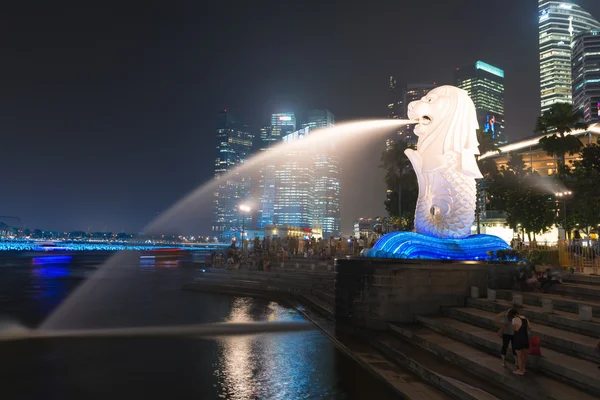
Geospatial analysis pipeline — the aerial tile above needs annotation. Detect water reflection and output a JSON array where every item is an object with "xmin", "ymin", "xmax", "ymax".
[{"xmin": 216, "ymin": 299, "xmax": 336, "ymax": 399}]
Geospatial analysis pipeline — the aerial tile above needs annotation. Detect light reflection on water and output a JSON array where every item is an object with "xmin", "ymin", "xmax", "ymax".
[
  {"xmin": 1, "ymin": 256, "xmax": 398, "ymax": 399},
  {"xmin": 216, "ymin": 299, "xmax": 336, "ymax": 400}
]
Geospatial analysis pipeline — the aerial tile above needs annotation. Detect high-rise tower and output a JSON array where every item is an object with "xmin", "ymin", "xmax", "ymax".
[
  {"xmin": 212, "ymin": 110, "xmax": 255, "ymax": 240},
  {"xmin": 455, "ymin": 61, "xmax": 506, "ymax": 146},
  {"xmin": 539, "ymin": 0, "xmax": 600, "ymax": 113},
  {"xmin": 572, "ymin": 30, "xmax": 600, "ymax": 122},
  {"xmin": 260, "ymin": 113, "xmax": 296, "ymax": 228}
]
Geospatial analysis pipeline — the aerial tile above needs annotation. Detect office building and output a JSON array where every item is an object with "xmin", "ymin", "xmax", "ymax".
[
  {"xmin": 275, "ymin": 127, "xmax": 314, "ymax": 228},
  {"xmin": 397, "ymin": 83, "xmax": 438, "ymax": 145},
  {"xmin": 572, "ymin": 30, "xmax": 600, "ymax": 122},
  {"xmin": 387, "ymin": 76, "xmax": 403, "ymax": 120},
  {"xmin": 260, "ymin": 113, "xmax": 296, "ymax": 228},
  {"xmin": 271, "ymin": 113, "xmax": 341, "ymax": 237},
  {"xmin": 303, "ymin": 109, "xmax": 340, "ymax": 238},
  {"xmin": 539, "ymin": 0, "xmax": 600, "ymax": 113},
  {"xmin": 455, "ymin": 61, "xmax": 506, "ymax": 146},
  {"xmin": 212, "ymin": 110, "xmax": 255, "ymax": 240},
  {"xmin": 302, "ymin": 109, "xmax": 335, "ymax": 130}
]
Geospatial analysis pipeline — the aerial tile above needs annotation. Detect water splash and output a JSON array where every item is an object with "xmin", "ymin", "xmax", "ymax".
[{"xmin": 41, "ymin": 119, "xmax": 415, "ymax": 330}]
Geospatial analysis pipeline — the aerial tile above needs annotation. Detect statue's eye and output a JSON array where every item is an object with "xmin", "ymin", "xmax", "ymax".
[{"xmin": 427, "ymin": 98, "xmax": 433, "ymax": 102}]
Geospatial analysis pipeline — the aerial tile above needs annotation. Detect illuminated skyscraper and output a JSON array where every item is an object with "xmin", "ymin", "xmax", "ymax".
[
  {"xmin": 572, "ymin": 30, "xmax": 600, "ymax": 122},
  {"xmin": 303, "ymin": 109, "xmax": 340, "ymax": 238},
  {"xmin": 212, "ymin": 110, "xmax": 255, "ymax": 240},
  {"xmin": 275, "ymin": 121, "xmax": 340, "ymax": 237},
  {"xmin": 275, "ymin": 127, "xmax": 314, "ymax": 228},
  {"xmin": 260, "ymin": 113, "xmax": 296, "ymax": 228},
  {"xmin": 455, "ymin": 61, "xmax": 505, "ymax": 146},
  {"xmin": 387, "ymin": 76, "xmax": 403, "ymax": 120},
  {"xmin": 539, "ymin": 0, "xmax": 600, "ymax": 113},
  {"xmin": 397, "ymin": 83, "xmax": 437, "ymax": 145}
]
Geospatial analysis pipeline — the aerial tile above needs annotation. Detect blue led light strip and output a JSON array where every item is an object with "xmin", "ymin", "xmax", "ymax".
[{"xmin": 476, "ymin": 61, "xmax": 505, "ymax": 78}]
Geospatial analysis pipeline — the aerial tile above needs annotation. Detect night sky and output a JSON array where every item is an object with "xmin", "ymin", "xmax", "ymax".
[{"xmin": 2, "ymin": 0, "xmax": 600, "ymax": 233}]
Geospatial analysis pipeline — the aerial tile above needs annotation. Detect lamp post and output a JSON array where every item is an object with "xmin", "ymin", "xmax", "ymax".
[
  {"xmin": 239, "ymin": 204, "xmax": 251, "ymax": 252},
  {"xmin": 554, "ymin": 191, "xmax": 572, "ymax": 240}
]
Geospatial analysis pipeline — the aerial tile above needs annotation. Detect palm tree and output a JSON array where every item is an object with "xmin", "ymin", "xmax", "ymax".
[{"xmin": 535, "ymin": 103, "xmax": 588, "ymax": 174}]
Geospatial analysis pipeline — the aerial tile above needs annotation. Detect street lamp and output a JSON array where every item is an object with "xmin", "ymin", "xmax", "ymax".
[
  {"xmin": 239, "ymin": 204, "xmax": 251, "ymax": 251},
  {"xmin": 554, "ymin": 191, "xmax": 572, "ymax": 240}
]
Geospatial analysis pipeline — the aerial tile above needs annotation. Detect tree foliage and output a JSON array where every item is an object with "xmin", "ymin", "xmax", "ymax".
[
  {"xmin": 535, "ymin": 103, "xmax": 587, "ymax": 172},
  {"xmin": 487, "ymin": 153, "xmax": 555, "ymax": 241},
  {"xmin": 566, "ymin": 143, "xmax": 600, "ymax": 234},
  {"xmin": 379, "ymin": 140, "xmax": 418, "ymax": 230}
]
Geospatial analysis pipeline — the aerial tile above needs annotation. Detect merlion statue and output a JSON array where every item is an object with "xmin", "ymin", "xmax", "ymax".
[{"xmin": 405, "ymin": 86, "xmax": 482, "ymax": 239}]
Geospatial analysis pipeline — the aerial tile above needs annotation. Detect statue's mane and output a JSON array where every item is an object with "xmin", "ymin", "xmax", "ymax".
[{"xmin": 417, "ymin": 86, "xmax": 482, "ymax": 178}]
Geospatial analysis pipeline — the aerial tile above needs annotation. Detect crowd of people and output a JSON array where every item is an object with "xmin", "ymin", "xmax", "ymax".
[{"xmin": 205, "ymin": 235, "xmax": 378, "ymax": 271}]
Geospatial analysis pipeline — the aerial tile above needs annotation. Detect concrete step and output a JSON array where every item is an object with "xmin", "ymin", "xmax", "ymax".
[
  {"xmin": 369, "ymin": 332, "xmax": 507, "ymax": 400},
  {"xmin": 467, "ymin": 298, "xmax": 600, "ymax": 338},
  {"xmin": 496, "ymin": 290, "xmax": 600, "ymax": 318},
  {"xmin": 288, "ymin": 300, "xmax": 452, "ymax": 400},
  {"xmin": 550, "ymin": 282, "xmax": 600, "ymax": 300},
  {"xmin": 416, "ymin": 315, "xmax": 600, "ymax": 396},
  {"xmin": 388, "ymin": 323, "xmax": 598, "ymax": 400},
  {"xmin": 562, "ymin": 273, "xmax": 600, "ymax": 286},
  {"xmin": 300, "ymin": 293, "xmax": 334, "ymax": 318},
  {"xmin": 312, "ymin": 288, "xmax": 335, "ymax": 306},
  {"xmin": 442, "ymin": 306, "xmax": 600, "ymax": 364}
]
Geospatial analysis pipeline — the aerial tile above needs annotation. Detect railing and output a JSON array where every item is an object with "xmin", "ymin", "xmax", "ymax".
[{"xmin": 557, "ymin": 239, "xmax": 600, "ymax": 274}]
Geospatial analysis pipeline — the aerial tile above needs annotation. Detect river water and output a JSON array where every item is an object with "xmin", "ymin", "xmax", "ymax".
[{"xmin": 0, "ymin": 253, "xmax": 397, "ymax": 400}]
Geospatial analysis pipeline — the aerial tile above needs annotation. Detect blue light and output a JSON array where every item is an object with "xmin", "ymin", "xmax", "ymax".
[
  {"xmin": 476, "ymin": 61, "xmax": 504, "ymax": 79},
  {"xmin": 32, "ymin": 255, "xmax": 73, "ymax": 265},
  {"xmin": 361, "ymin": 232, "xmax": 511, "ymax": 261}
]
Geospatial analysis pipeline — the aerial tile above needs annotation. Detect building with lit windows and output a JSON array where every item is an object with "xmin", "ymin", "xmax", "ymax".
[
  {"xmin": 212, "ymin": 110, "xmax": 255, "ymax": 240},
  {"xmin": 273, "ymin": 120, "xmax": 341, "ymax": 238},
  {"xmin": 479, "ymin": 127, "xmax": 600, "ymax": 176},
  {"xmin": 572, "ymin": 30, "xmax": 600, "ymax": 123},
  {"xmin": 539, "ymin": 0, "xmax": 600, "ymax": 113},
  {"xmin": 260, "ymin": 113, "xmax": 296, "ymax": 228},
  {"xmin": 387, "ymin": 76, "xmax": 403, "ymax": 120},
  {"xmin": 301, "ymin": 109, "xmax": 335, "ymax": 131},
  {"xmin": 275, "ymin": 127, "xmax": 314, "ymax": 228},
  {"xmin": 455, "ymin": 61, "xmax": 506, "ymax": 147},
  {"xmin": 397, "ymin": 83, "xmax": 437, "ymax": 145},
  {"xmin": 301, "ymin": 109, "xmax": 340, "ymax": 237}
]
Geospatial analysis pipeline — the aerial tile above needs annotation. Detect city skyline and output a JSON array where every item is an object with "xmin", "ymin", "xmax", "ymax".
[{"xmin": 2, "ymin": 0, "xmax": 600, "ymax": 233}]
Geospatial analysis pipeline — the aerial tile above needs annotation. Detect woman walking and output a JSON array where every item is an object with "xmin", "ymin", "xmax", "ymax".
[
  {"xmin": 508, "ymin": 308, "xmax": 532, "ymax": 375},
  {"xmin": 494, "ymin": 308, "xmax": 516, "ymax": 367}
]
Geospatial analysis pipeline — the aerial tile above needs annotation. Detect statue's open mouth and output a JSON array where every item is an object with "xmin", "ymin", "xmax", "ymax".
[{"xmin": 419, "ymin": 116, "xmax": 432, "ymax": 126}]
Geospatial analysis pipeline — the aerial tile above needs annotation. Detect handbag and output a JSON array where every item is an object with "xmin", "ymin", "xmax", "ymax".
[{"xmin": 529, "ymin": 336, "xmax": 541, "ymax": 356}]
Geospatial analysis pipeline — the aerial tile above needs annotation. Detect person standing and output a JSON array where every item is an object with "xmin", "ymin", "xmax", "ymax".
[
  {"xmin": 508, "ymin": 308, "xmax": 532, "ymax": 375},
  {"xmin": 494, "ymin": 309, "xmax": 516, "ymax": 367}
]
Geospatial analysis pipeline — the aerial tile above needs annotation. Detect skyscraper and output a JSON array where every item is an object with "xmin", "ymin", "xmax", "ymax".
[
  {"xmin": 572, "ymin": 30, "xmax": 600, "ymax": 122},
  {"xmin": 301, "ymin": 109, "xmax": 335, "ymax": 130},
  {"xmin": 455, "ymin": 61, "xmax": 506, "ymax": 146},
  {"xmin": 303, "ymin": 109, "xmax": 340, "ymax": 238},
  {"xmin": 260, "ymin": 113, "xmax": 296, "ymax": 228},
  {"xmin": 387, "ymin": 76, "xmax": 403, "ymax": 120},
  {"xmin": 539, "ymin": 0, "xmax": 600, "ymax": 113},
  {"xmin": 397, "ymin": 83, "xmax": 437, "ymax": 145},
  {"xmin": 212, "ymin": 110, "xmax": 255, "ymax": 240},
  {"xmin": 275, "ymin": 127, "xmax": 314, "ymax": 228},
  {"xmin": 274, "ymin": 122, "xmax": 340, "ymax": 237}
]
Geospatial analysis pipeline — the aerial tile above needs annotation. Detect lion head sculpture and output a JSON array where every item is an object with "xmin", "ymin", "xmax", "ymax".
[{"xmin": 407, "ymin": 85, "xmax": 482, "ymax": 178}]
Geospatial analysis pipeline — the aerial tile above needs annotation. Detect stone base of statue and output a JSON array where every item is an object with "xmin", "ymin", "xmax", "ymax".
[{"xmin": 360, "ymin": 231, "xmax": 511, "ymax": 261}]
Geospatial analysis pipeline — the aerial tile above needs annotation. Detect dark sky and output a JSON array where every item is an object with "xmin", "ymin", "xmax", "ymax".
[{"xmin": 2, "ymin": 0, "xmax": 600, "ymax": 233}]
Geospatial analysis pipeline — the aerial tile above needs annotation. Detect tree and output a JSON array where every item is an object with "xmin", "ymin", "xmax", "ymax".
[
  {"xmin": 569, "ymin": 144, "xmax": 600, "ymax": 234},
  {"xmin": 379, "ymin": 140, "xmax": 418, "ymax": 230},
  {"xmin": 535, "ymin": 103, "xmax": 588, "ymax": 173},
  {"xmin": 487, "ymin": 153, "xmax": 554, "ymax": 241}
]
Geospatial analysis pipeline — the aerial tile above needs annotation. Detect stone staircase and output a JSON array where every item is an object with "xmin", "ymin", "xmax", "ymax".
[{"xmin": 373, "ymin": 274, "xmax": 600, "ymax": 400}]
